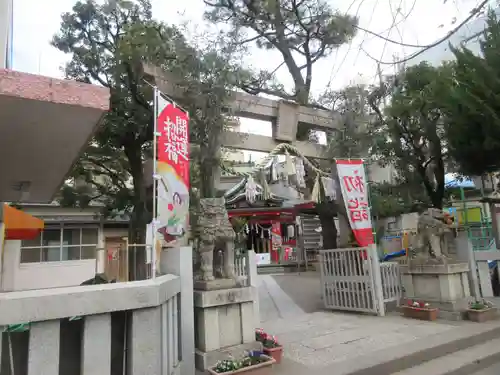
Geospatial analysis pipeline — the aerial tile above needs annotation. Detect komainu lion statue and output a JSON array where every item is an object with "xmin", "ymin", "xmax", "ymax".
[
  {"xmin": 195, "ymin": 198, "xmax": 236, "ymax": 281},
  {"xmin": 413, "ymin": 208, "xmax": 455, "ymax": 262}
]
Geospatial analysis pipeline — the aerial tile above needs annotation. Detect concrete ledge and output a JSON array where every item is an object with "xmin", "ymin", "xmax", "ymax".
[
  {"xmin": 447, "ymin": 350, "xmax": 500, "ymax": 375},
  {"xmin": 0, "ymin": 69, "xmax": 109, "ymax": 110},
  {"xmin": 391, "ymin": 337, "xmax": 500, "ymax": 375},
  {"xmin": 325, "ymin": 320, "xmax": 500, "ymax": 375},
  {"xmin": 194, "ymin": 287, "xmax": 254, "ymax": 308},
  {"xmin": 401, "ymin": 262, "xmax": 469, "ymax": 275},
  {"xmin": 0, "ymin": 274, "xmax": 180, "ymax": 325}
]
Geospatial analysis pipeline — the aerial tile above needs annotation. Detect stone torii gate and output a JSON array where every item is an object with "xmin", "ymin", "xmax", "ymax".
[
  {"xmin": 144, "ymin": 64, "xmax": 353, "ymax": 245},
  {"xmin": 143, "ymin": 65, "xmax": 346, "ymax": 159}
]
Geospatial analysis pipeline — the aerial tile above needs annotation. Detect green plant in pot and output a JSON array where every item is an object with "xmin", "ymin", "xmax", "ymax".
[
  {"xmin": 467, "ymin": 299, "xmax": 497, "ymax": 323},
  {"xmin": 209, "ymin": 350, "xmax": 275, "ymax": 374}
]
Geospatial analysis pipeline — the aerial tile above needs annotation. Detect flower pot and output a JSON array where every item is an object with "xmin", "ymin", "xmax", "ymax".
[
  {"xmin": 207, "ymin": 355, "xmax": 276, "ymax": 375},
  {"xmin": 467, "ymin": 308, "xmax": 497, "ymax": 323},
  {"xmin": 402, "ymin": 306, "xmax": 439, "ymax": 321},
  {"xmin": 263, "ymin": 346, "xmax": 283, "ymax": 364}
]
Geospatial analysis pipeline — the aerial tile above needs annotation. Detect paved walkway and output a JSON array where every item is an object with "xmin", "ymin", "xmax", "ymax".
[{"xmin": 256, "ymin": 272, "xmax": 480, "ymax": 373}]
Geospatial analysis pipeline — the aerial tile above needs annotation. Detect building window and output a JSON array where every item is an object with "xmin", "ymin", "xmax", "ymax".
[{"xmin": 20, "ymin": 226, "xmax": 99, "ymax": 263}]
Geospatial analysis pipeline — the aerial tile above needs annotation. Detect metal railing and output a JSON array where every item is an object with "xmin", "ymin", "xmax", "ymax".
[{"xmin": 380, "ymin": 261, "xmax": 403, "ymax": 303}]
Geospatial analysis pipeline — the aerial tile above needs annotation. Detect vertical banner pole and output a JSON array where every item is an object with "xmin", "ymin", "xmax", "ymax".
[
  {"xmin": 365, "ymin": 163, "xmax": 377, "ymax": 245},
  {"xmin": 151, "ymin": 87, "xmax": 158, "ymax": 280}
]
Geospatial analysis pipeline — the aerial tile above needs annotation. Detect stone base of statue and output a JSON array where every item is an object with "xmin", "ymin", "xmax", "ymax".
[
  {"xmin": 400, "ymin": 259, "xmax": 471, "ymax": 320},
  {"xmin": 194, "ymin": 285, "xmax": 261, "ymax": 371},
  {"xmin": 194, "ymin": 278, "xmax": 239, "ymax": 291}
]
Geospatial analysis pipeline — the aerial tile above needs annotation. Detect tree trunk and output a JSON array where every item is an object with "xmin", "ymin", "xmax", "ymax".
[
  {"xmin": 128, "ymin": 206, "xmax": 148, "ymax": 281},
  {"xmin": 303, "ymin": 164, "xmax": 339, "ymax": 250},
  {"xmin": 125, "ymin": 141, "xmax": 151, "ymax": 281},
  {"xmin": 317, "ymin": 201, "xmax": 337, "ymax": 249},
  {"xmin": 199, "ymin": 145, "xmax": 221, "ymax": 198}
]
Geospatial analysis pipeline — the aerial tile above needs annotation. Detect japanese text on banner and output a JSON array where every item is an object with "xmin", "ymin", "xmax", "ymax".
[
  {"xmin": 336, "ymin": 160, "xmax": 374, "ymax": 248},
  {"xmin": 155, "ymin": 99, "xmax": 190, "ymax": 242},
  {"xmin": 157, "ymin": 104, "xmax": 190, "ymax": 187},
  {"xmin": 343, "ymin": 171, "xmax": 370, "ymax": 227},
  {"xmin": 161, "ymin": 113, "xmax": 188, "ymax": 165}
]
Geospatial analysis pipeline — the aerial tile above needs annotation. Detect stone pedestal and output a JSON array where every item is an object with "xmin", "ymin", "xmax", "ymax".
[
  {"xmin": 400, "ymin": 262, "xmax": 471, "ymax": 320},
  {"xmin": 194, "ymin": 285, "xmax": 261, "ymax": 371}
]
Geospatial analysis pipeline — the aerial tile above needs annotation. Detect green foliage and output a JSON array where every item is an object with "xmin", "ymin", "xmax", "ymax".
[
  {"xmin": 204, "ymin": 0, "xmax": 359, "ymax": 248},
  {"xmin": 53, "ymin": 0, "xmax": 244, "ymax": 245},
  {"xmin": 369, "ymin": 181, "xmax": 430, "ymax": 218},
  {"xmin": 321, "ymin": 84, "xmax": 426, "ymax": 219},
  {"xmin": 369, "ymin": 63, "xmax": 451, "ymax": 209},
  {"xmin": 323, "ymin": 84, "xmax": 373, "ymax": 158},
  {"xmin": 444, "ymin": 10, "xmax": 500, "ymax": 176},
  {"xmin": 204, "ymin": 0, "xmax": 358, "ymax": 125}
]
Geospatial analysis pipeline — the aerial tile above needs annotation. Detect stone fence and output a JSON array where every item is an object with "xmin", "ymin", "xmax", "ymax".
[{"xmin": 0, "ymin": 247, "xmax": 194, "ymax": 375}]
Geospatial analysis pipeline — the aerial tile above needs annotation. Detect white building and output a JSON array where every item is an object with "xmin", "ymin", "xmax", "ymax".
[{"xmin": 3, "ymin": 203, "xmax": 131, "ymax": 291}]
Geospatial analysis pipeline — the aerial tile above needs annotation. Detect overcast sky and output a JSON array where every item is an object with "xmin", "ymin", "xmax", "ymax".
[{"xmin": 11, "ymin": 0, "xmax": 487, "ymax": 161}]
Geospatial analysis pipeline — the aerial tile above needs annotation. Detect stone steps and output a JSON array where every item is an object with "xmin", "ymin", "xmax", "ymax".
[
  {"xmin": 392, "ymin": 337, "xmax": 500, "ymax": 375},
  {"xmin": 328, "ymin": 320, "xmax": 500, "ymax": 375}
]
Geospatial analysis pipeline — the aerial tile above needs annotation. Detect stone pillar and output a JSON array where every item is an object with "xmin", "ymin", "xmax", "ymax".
[
  {"xmin": 129, "ymin": 306, "xmax": 162, "ymax": 375},
  {"xmin": 478, "ymin": 260, "xmax": 494, "ymax": 297},
  {"xmin": 81, "ymin": 314, "xmax": 111, "ymax": 375},
  {"xmin": 194, "ymin": 286, "xmax": 261, "ymax": 371},
  {"xmin": 400, "ymin": 262, "xmax": 471, "ymax": 320},
  {"xmin": 275, "ymin": 101, "xmax": 299, "ymax": 142},
  {"xmin": 455, "ymin": 233, "xmax": 480, "ymax": 298},
  {"xmin": 28, "ymin": 320, "xmax": 60, "ymax": 375},
  {"xmin": 489, "ymin": 202, "xmax": 500, "ymax": 249},
  {"xmin": 246, "ymin": 250, "xmax": 260, "ymax": 327},
  {"xmin": 160, "ymin": 246, "xmax": 195, "ymax": 375}
]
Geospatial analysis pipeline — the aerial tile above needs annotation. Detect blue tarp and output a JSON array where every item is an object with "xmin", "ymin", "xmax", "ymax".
[{"xmin": 445, "ymin": 173, "xmax": 476, "ymax": 189}]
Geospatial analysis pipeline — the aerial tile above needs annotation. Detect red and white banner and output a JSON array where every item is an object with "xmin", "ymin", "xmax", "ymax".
[
  {"xmin": 335, "ymin": 159, "xmax": 374, "ymax": 248},
  {"xmin": 155, "ymin": 93, "xmax": 190, "ymax": 241}
]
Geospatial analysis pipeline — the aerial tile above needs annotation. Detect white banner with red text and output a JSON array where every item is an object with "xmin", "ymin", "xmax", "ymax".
[{"xmin": 335, "ymin": 159, "xmax": 374, "ymax": 248}]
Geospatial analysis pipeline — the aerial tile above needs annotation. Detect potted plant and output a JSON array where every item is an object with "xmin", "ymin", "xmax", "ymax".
[
  {"xmin": 467, "ymin": 299, "xmax": 497, "ymax": 322},
  {"xmin": 255, "ymin": 328, "xmax": 283, "ymax": 364},
  {"xmin": 402, "ymin": 300, "xmax": 439, "ymax": 321},
  {"xmin": 208, "ymin": 351, "xmax": 275, "ymax": 375}
]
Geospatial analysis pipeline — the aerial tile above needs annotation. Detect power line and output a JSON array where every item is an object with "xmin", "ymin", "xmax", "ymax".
[
  {"xmin": 376, "ymin": 0, "xmax": 404, "ymax": 69},
  {"xmin": 361, "ymin": 0, "xmax": 489, "ymax": 66},
  {"xmin": 328, "ymin": 0, "xmax": 378, "ymax": 86},
  {"xmin": 371, "ymin": 0, "xmax": 404, "ymax": 86},
  {"xmin": 327, "ymin": 0, "xmax": 369, "ymax": 86}
]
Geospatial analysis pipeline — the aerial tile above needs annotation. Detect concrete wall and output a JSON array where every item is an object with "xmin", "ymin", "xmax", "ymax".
[
  {"xmin": 1, "ymin": 225, "xmax": 128, "ymax": 292},
  {"xmin": 0, "ymin": 271, "xmax": 189, "ymax": 375},
  {"xmin": 1, "ymin": 240, "xmax": 97, "ymax": 292}
]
